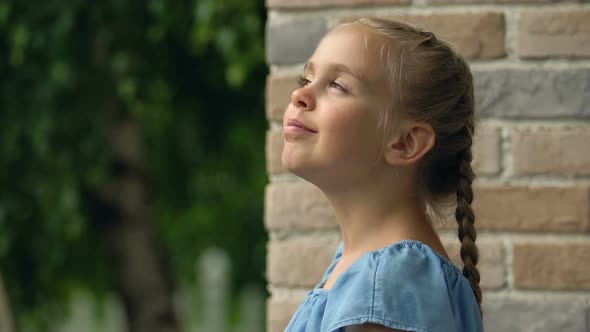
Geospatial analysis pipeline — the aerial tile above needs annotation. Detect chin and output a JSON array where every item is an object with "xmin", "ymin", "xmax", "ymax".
[
  {"xmin": 282, "ymin": 154, "xmax": 305, "ymax": 175},
  {"xmin": 282, "ymin": 152, "xmax": 315, "ymax": 180},
  {"xmin": 282, "ymin": 145, "xmax": 300, "ymax": 170},
  {"xmin": 281, "ymin": 147, "xmax": 337, "ymax": 188}
]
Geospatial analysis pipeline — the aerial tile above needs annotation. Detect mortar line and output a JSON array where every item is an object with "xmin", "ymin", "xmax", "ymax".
[
  {"xmin": 269, "ymin": 3, "xmax": 590, "ymax": 17},
  {"xmin": 437, "ymin": 231, "xmax": 590, "ymax": 242}
]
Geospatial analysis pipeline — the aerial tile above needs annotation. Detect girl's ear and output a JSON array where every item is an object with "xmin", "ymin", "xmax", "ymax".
[{"xmin": 383, "ymin": 122, "xmax": 435, "ymax": 166}]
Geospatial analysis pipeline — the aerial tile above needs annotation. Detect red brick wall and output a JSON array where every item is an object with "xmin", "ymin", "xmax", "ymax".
[{"xmin": 265, "ymin": 1, "xmax": 590, "ymax": 331}]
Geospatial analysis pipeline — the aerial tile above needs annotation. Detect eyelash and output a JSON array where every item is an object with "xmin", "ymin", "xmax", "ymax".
[
  {"xmin": 297, "ymin": 75, "xmax": 347, "ymax": 93},
  {"xmin": 297, "ymin": 75, "xmax": 310, "ymax": 87}
]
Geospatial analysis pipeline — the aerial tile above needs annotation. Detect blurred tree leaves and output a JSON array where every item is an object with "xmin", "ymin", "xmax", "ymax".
[{"xmin": 0, "ymin": 0, "xmax": 267, "ymax": 330}]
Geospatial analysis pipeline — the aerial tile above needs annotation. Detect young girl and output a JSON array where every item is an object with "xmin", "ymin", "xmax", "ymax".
[{"xmin": 281, "ymin": 18, "xmax": 484, "ymax": 332}]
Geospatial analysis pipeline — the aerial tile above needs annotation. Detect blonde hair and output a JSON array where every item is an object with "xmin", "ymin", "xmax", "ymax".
[{"xmin": 340, "ymin": 17, "xmax": 482, "ymax": 312}]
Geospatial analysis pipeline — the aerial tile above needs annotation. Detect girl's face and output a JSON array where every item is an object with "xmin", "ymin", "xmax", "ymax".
[{"xmin": 282, "ymin": 25, "xmax": 392, "ymax": 185}]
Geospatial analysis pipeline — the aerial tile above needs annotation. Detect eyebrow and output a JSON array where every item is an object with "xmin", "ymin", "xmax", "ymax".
[{"xmin": 304, "ymin": 61, "xmax": 366, "ymax": 83}]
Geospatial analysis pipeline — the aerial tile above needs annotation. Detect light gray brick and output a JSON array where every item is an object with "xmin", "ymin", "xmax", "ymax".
[
  {"xmin": 519, "ymin": 10, "xmax": 590, "ymax": 58},
  {"xmin": 384, "ymin": 12, "xmax": 506, "ymax": 59},
  {"xmin": 266, "ymin": 73, "xmax": 299, "ymax": 121},
  {"xmin": 266, "ymin": 129, "xmax": 285, "ymax": 175},
  {"xmin": 441, "ymin": 185, "xmax": 590, "ymax": 232},
  {"xmin": 483, "ymin": 298, "xmax": 588, "ymax": 332},
  {"xmin": 265, "ymin": 182, "xmax": 338, "ymax": 230},
  {"xmin": 474, "ymin": 69, "xmax": 590, "ymax": 118},
  {"xmin": 473, "ymin": 126, "xmax": 501, "ymax": 175},
  {"xmin": 267, "ymin": 237, "xmax": 340, "ymax": 287},
  {"xmin": 266, "ymin": 17, "xmax": 327, "ymax": 65},
  {"xmin": 267, "ymin": 295, "xmax": 306, "ymax": 332},
  {"xmin": 514, "ymin": 243, "xmax": 590, "ymax": 289},
  {"xmin": 512, "ymin": 128, "xmax": 590, "ymax": 176}
]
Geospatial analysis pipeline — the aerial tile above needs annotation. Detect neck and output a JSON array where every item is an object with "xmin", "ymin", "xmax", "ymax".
[{"xmin": 318, "ymin": 169, "xmax": 430, "ymax": 257}]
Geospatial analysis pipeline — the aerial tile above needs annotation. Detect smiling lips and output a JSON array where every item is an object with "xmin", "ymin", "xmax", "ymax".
[{"xmin": 285, "ymin": 118, "xmax": 318, "ymax": 134}]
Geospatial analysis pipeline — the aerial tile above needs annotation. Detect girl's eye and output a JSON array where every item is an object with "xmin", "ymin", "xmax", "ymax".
[
  {"xmin": 330, "ymin": 81, "xmax": 347, "ymax": 92},
  {"xmin": 296, "ymin": 75, "xmax": 348, "ymax": 93},
  {"xmin": 297, "ymin": 75, "xmax": 310, "ymax": 87}
]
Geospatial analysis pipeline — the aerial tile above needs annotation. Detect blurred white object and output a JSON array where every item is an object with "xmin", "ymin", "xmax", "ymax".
[{"xmin": 198, "ymin": 247, "xmax": 231, "ymax": 332}]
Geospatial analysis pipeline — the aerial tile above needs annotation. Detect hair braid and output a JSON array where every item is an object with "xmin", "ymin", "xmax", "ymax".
[{"xmin": 455, "ymin": 121, "xmax": 482, "ymax": 313}]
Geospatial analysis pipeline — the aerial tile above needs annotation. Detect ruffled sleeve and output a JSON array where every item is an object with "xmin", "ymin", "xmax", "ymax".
[{"xmin": 321, "ymin": 240, "xmax": 482, "ymax": 332}]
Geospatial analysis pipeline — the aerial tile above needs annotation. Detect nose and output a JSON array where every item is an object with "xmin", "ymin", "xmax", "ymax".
[{"xmin": 291, "ymin": 86, "xmax": 315, "ymax": 111}]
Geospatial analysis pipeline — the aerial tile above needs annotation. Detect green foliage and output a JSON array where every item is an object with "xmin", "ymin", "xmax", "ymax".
[{"xmin": 0, "ymin": 0, "xmax": 267, "ymax": 329}]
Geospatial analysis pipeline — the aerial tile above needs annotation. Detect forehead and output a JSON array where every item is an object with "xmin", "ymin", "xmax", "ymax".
[{"xmin": 308, "ymin": 25, "xmax": 385, "ymax": 84}]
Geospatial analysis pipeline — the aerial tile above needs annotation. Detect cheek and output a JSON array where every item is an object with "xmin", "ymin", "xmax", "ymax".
[
  {"xmin": 324, "ymin": 107, "xmax": 378, "ymax": 143},
  {"xmin": 323, "ymin": 102, "xmax": 363, "ymax": 131},
  {"xmin": 321, "ymin": 105, "xmax": 383, "ymax": 161}
]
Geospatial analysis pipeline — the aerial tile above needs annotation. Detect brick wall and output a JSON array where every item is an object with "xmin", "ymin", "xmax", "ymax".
[{"xmin": 264, "ymin": 1, "xmax": 590, "ymax": 331}]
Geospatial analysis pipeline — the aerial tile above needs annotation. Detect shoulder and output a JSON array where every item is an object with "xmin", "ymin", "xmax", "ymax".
[
  {"xmin": 322, "ymin": 240, "xmax": 481, "ymax": 332},
  {"xmin": 373, "ymin": 240, "xmax": 458, "ymax": 296}
]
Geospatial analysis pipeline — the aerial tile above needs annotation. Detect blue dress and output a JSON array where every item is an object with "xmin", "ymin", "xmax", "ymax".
[{"xmin": 284, "ymin": 240, "xmax": 483, "ymax": 332}]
